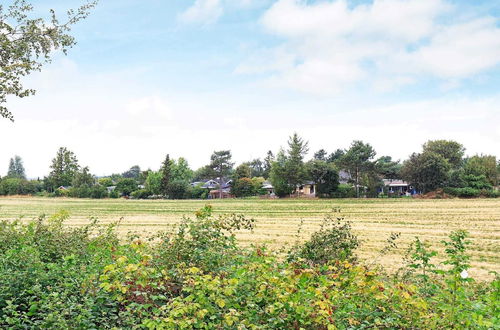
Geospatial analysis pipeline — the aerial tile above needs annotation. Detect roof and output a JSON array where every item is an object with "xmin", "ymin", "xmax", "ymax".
[{"xmin": 383, "ymin": 179, "xmax": 409, "ymax": 187}]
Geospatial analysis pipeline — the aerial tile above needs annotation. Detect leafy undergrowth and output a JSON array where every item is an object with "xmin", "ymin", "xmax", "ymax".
[{"xmin": 0, "ymin": 207, "xmax": 498, "ymax": 329}]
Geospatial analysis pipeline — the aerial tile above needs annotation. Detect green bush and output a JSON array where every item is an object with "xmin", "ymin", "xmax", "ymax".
[
  {"xmin": 288, "ymin": 212, "xmax": 359, "ymax": 265},
  {"xmin": 0, "ymin": 208, "xmax": 498, "ymax": 328},
  {"xmin": 331, "ymin": 183, "xmax": 356, "ymax": 198},
  {"xmin": 130, "ymin": 189, "xmax": 151, "ymax": 199},
  {"xmin": 444, "ymin": 187, "xmax": 481, "ymax": 198}
]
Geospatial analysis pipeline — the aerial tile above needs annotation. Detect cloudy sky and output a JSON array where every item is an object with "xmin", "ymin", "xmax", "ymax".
[{"xmin": 1, "ymin": 0, "xmax": 499, "ymax": 178}]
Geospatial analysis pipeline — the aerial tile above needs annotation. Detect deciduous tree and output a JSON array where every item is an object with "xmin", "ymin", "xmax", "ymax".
[
  {"xmin": 47, "ymin": 147, "xmax": 79, "ymax": 189},
  {"xmin": 6, "ymin": 155, "xmax": 25, "ymax": 179},
  {"xmin": 1, "ymin": 0, "xmax": 97, "ymax": 120}
]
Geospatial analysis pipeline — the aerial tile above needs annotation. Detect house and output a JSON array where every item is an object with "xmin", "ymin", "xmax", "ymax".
[
  {"xmin": 297, "ymin": 181, "xmax": 316, "ymax": 197},
  {"xmin": 381, "ymin": 179, "xmax": 414, "ymax": 195},
  {"xmin": 107, "ymin": 186, "xmax": 116, "ymax": 193},
  {"xmin": 199, "ymin": 178, "xmax": 233, "ymax": 199}
]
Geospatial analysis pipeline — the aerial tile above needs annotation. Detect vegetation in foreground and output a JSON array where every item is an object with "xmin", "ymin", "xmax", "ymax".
[{"xmin": 0, "ymin": 207, "xmax": 498, "ymax": 329}]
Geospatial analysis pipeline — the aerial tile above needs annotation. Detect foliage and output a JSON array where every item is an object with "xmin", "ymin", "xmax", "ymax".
[
  {"xmin": 131, "ymin": 189, "xmax": 151, "ymax": 199},
  {"xmin": 232, "ymin": 163, "xmax": 252, "ymax": 180},
  {"xmin": 269, "ymin": 134, "xmax": 309, "ymax": 197},
  {"xmin": 122, "ymin": 165, "xmax": 141, "ymax": 180},
  {"xmin": 263, "ymin": 150, "xmax": 274, "ymax": 179},
  {"xmin": 375, "ymin": 156, "xmax": 401, "ymax": 180},
  {"xmin": 145, "ymin": 171, "xmax": 162, "ymax": 195},
  {"xmin": 72, "ymin": 166, "xmax": 94, "ymax": 188},
  {"xmin": 289, "ymin": 211, "xmax": 359, "ymax": 265},
  {"xmin": 423, "ymin": 140, "xmax": 465, "ymax": 169},
  {"xmin": 0, "ymin": 208, "xmax": 498, "ymax": 328},
  {"xmin": 0, "ymin": 177, "xmax": 38, "ymax": 195},
  {"xmin": 401, "ymin": 151, "xmax": 451, "ymax": 193},
  {"xmin": 47, "ymin": 147, "xmax": 80, "ymax": 190},
  {"xmin": 339, "ymin": 140, "xmax": 376, "ymax": 197},
  {"xmin": 231, "ymin": 177, "xmax": 255, "ymax": 197},
  {"xmin": 98, "ymin": 177, "xmax": 113, "ymax": 187},
  {"xmin": 6, "ymin": 155, "xmax": 26, "ymax": 179},
  {"xmin": 168, "ymin": 180, "xmax": 190, "ymax": 199},
  {"xmin": 170, "ymin": 157, "xmax": 194, "ymax": 183},
  {"xmin": 269, "ymin": 150, "xmax": 294, "ymax": 197},
  {"xmin": 331, "ymin": 183, "xmax": 356, "ymax": 198},
  {"xmin": 115, "ymin": 178, "xmax": 138, "ymax": 197},
  {"xmin": 0, "ymin": 0, "xmax": 98, "ymax": 121},
  {"xmin": 306, "ymin": 159, "xmax": 339, "ymax": 198},
  {"xmin": 463, "ymin": 154, "xmax": 498, "ymax": 187},
  {"xmin": 160, "ymin": 155, "xmax": 172, "ymax": 197}
]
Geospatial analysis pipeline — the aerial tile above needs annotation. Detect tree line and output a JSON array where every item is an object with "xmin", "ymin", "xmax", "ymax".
[{"xmin": 1, "ymin": 134, "xmax": 498, "ymax": 198}]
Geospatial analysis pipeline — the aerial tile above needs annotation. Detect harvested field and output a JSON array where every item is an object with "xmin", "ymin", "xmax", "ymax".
[{"xmin": 0, "ymin": 196, "xmax": 499, "ymax": 279}]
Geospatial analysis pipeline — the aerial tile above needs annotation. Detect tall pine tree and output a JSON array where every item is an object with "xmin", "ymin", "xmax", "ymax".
[{"xmin": 160, "ymin": 154, "xmax": 172, "ymax": 197}]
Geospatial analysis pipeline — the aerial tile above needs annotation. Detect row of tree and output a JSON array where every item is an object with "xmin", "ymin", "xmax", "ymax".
[{"xmin": 1, "ymin": 135, "xmax": 499, "ymax": 198}]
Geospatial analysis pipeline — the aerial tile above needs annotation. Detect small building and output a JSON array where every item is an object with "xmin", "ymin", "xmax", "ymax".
[
  {"xmin": 298, "ymin": 181, "xmax": 316, "ymax": 196},
  {"xmin": 262, "ymin": 181, "xmax": 274, "ymax": 195},
  {"xmin": 381, "ymin": 179, "xmax": 413, "ymax": 195}
]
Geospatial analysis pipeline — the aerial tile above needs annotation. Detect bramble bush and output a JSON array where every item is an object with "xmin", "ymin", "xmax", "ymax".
[{"xmin": 0, "ymin": 207, "xmax": 498, "ymax": 328}]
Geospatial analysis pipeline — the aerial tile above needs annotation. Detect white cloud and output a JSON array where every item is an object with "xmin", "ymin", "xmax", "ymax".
[
  {"xmin": 238, "ymin": 0, "xmax": 500, "ymax": 94},
  {"xmin": 179, "ymin": 0, "xmax": 224, "ymax": 25}
]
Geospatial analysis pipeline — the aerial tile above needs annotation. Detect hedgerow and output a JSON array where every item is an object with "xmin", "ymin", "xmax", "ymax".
[{"xmin": 0, "ymin": 207, "xmax": 498, "ymax": 329}]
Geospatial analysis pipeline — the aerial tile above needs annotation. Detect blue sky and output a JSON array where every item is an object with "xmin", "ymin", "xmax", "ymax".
[{"xmin": 1, "ymin": 0, "xmax": 499, "ymax": 177}]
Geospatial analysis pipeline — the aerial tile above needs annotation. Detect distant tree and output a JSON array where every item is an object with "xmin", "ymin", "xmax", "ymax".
[
  {"xmin": 232, "ymin": 178, "xmax": 255, "ymax": 197},
  {"xmin": 210, "ymin": 150, "xmax": 234, "ymax": 198},
  {"xmin": 47, "ymin": 147, "xmax": 80, "ymax": 189},
  {"xmin": 401, "ymin": 152, "xmax": 451, "ymax": 193},
  {"xmin": 270, "ymin": 150, "xmax": 294, "ymax": 197},
  {"xmin": 263, "ymin": 151, "xmax": 274, "ymax": 179},
  {"xmin": 98, "ymin": 177, "xmax": 114, "ymax": 187},
  {"xmin": 116, "ymin": 178, "xmax": 138, "ymax": 197},
  {"xmin": 314, "ymin": 149, "xmax": 328, "ymax": 161},
  {"xmin": 160, "ymin": 155, "xmax": 172, "ymax": 197},
  {"xmin": 72, "ymin": 166, "xmax": 94, "ymax": 188},
  {"xmin": 193, "ymin": 165, "xmax": 214, "ymax": 182},
  {"xmin": 233, "ymin": 163, "xmax": 252, "ymax": 181},
  {"xmin": 269, "ymin": 133, "xmax": 309, "ymax": 197},
  {"xmin": 146, "ymin": 171, "xmax": 162, "ymax": 195},
  {"xmin": 423, "ymin": 140, "xmax": 465, "ymax": 169},
  {"xmin": 122, "ymin": 165, "xmax": 141, "ymax": 180},
  {"xmin": 463, "ymin": 155, "xmax": 498, "ymax": 187},
  {"xmin": 7, "ymin": 155, "xmax": 26, "ymax": 179},
  {"xmin": 0, "ymin": 0, "xmax": 98, "ymax": 121},
  {"xmin": 306, "ymin": 160, "xmax": 339, "ymax": 198},
  {"xmin": 327, "ymin": 149, "xmax": 345, "ymax": 163},
  {"xmin": 286, "ymin": 133, "xmax": 309, "ymax": 194},
  {"xmin": 171, "ymin": 157, "xmax": 193, "ymax": 183},
  {"xmin": 248, "ymin": 159, "xmax": 264, "ymax": 178},
  {"xmin": 375, "ymin": 156, "xmax": 401, "ymax": 179},
  {"xmin": 339, "ymin": 141, "xmax": 376, "ymax": 197}
]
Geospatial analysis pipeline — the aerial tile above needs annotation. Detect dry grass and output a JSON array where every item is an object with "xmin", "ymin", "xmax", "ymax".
[{"xmin": 0, "ymin": 196, "xmax": 498, "ymax": 279}]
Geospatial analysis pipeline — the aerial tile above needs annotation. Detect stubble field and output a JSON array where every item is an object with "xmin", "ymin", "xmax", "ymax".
[{"xmin": 0, "ymin": 196, "xmax": 498, "ymax": 279}]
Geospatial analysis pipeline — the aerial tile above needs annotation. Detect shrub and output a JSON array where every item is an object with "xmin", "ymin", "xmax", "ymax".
[
  {"xmin": 288, "ymin": 211, "xmax": 359, "ymax": 265},
  {"xmin": 90, "ymin": 185, "xmax": 108, "ymax": 199},
  {"xmin": 0, "ymin": 208, "xmax": 498, "ymax": 328},
  {"xmin": 130, "ymin": 189, "xmax": 151, "ymax": 199},
  {"xmin": 331, "ymin": 183, "xmax": 356, "ymax": 198},
  {"xmin": 445, "ymin": 187, "xmax": 481, "ymax": 198}
]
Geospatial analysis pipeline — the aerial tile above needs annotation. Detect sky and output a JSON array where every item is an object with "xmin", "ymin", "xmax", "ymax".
[{"xmin": 1, "ymin": 0, "xmax": 499, "ymax": 178}]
